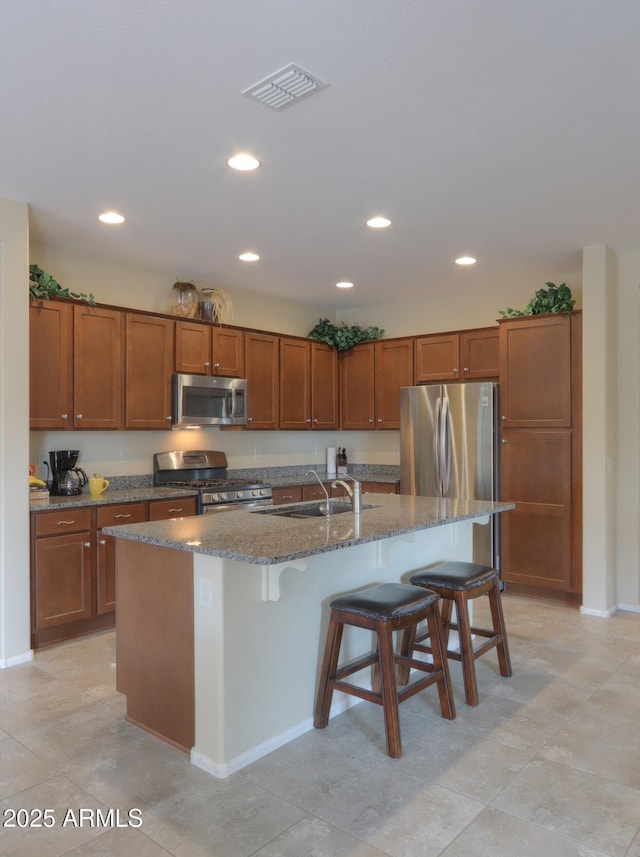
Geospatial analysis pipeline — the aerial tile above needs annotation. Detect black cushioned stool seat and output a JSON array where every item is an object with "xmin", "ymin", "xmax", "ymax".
[
  {"xmin": 313, "ymin": 582, "xmax": 455, "ymax": 759},
  {"xmin": 404, "ymin": 562, "xmax": 512, "ymax": 706}
]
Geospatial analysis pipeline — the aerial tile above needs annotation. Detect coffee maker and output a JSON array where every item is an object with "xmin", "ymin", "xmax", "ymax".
[{"xmin": 48, "ymin": 450, "xmax": 88, "ymax": 496}]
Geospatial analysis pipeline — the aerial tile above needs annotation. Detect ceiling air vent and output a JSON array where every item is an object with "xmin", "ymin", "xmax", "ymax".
[{"xmin": 242, "ymin": 63, "xmax": 328, "ymax": 111}]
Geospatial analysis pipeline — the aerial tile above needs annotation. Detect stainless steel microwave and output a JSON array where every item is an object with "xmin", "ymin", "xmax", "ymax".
[{"xmin": 172, "ymin": 373, "xmax": 247, "ymax": 427}]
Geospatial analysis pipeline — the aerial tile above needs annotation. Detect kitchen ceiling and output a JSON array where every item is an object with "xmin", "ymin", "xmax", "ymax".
[{"xmin": 2, "ymin": 0, "xmax": 639, "ymax": 310}]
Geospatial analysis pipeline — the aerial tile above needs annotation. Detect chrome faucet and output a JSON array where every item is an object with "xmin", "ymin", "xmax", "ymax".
[
  {"xmin": 305, "ymin": 469, "xmax": 332, "ymax": 516},
  {"xmin": 331, "ymin": 475, "xmax": 362, "ymax": 515}
]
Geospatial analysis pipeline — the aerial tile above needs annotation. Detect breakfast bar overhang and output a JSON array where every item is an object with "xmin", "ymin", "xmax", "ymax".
[{"xmin": 105, "ymin": 494, "xmax": 514, "ymax": 778}]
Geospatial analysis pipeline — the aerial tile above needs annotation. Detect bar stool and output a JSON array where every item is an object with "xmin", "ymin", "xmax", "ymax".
[
  {"xmin": 314, "ymin": 582, "xmax": 455, "ymax": 759},
  {"xmin": 404, "ymin": 562, "xmax": 512, "ymax": 706}
]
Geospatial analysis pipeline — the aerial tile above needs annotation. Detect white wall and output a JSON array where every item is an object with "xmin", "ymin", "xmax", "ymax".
[{"xmin": 0, "ymin": 196, "xmax": 31, "ymax": 666}]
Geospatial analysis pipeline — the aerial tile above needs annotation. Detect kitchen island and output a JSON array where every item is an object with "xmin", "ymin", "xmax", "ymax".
[{"xmin": 105, "ymin": 493, "xmax": 513, "ymax": 777}]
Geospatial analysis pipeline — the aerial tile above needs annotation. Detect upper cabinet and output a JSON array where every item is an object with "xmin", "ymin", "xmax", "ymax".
[
  {"xmin": 30, "ymin": 300, "xmax": 74, "ymax": 429},
  {"xmin": 341, "ymin": 338, "xmax": 413, "ymax": 430},
  {"xmin": 279, "ymin": 338, "xmax": 339, "ymax": 430},
  {"xmin": 125, "ymin": 314, "xmax": 174, "ymax": 429},
  {"xmin": 245, "ymin": 332, "xmax": 279, "ymax": 429},
  {"xmin": 415, "ymin": 328, "xmax": 499, "ymax": 384},
  {"xmin": 499, "ymin": 315, "xmax": 571, "ymax": 428},
  {"xmin": 30, "ymin": 302, "xmax": 124, "ymax": 430},
  {"xmin": 175, "ymin": 321, "xmax": 245, "ymax": 377}
]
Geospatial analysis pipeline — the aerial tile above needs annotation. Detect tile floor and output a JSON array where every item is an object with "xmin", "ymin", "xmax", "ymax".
[{"xmin": 2, "ymin": 594, "xmax": 640, "ymax": 856}]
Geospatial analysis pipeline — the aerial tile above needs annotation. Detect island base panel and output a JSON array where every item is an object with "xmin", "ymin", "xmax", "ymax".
[{"xmin": 116, "ymin": 540, "xmax": 195, "ymax": 752}]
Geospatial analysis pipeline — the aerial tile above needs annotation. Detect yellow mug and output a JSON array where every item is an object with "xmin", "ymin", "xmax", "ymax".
[{"xmin": 88, "ymin": 475, "xmax": 110, "ymax": 496}]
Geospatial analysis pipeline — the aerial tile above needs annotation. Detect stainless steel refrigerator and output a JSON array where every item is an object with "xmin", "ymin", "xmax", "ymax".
[{"xmin": 400, "ymin": 381, "xmax": 500, "ymax": 569}]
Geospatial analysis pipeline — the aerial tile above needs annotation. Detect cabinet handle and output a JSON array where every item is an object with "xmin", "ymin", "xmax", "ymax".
[
  {"xmin": 453, "ymin": 368, "xmax": 458, "ymax": 374},
  {"xmin": 115, "ymin": 513, "xmax": 132, "ymax": 519},
  {"xmin": 501, "ymin": 415, "xmax": 507, "ymax": 420},
  {"xmin": 56, "ymin": 519, "xmax": 75, "ymax": 526},
  {"xmin": 247, "ymin": 416, "xmax": 253, "ymax": 422},
  {"xmin": 305, "ymin": 418, "xmax": 311, "ymax": 423},
  {"xmin": 166, "ymin": 416, "xmax": 172, "ymax": 421},
  {"xmin": 282, "ymin": 494, "xmax": 294, "ymax": 500},
  {"xmin": 99, "ymin": 538, "xmax": 106, "ymax": 545},
  {"xmin": 377, "ymin": 418, "xmax": 383, "ymax": 423},
  {"xmin": 167, "ymin": 507, "xmax": 183, "ymax": 513},
  {"xmin": 463, "ymin": 367, "xmax": 469, "ymax": 373},
  {"xmin": 368, "ymin": 418, "xmax": 374, "ymax": 423},
  {"xmin": 501, "ymin": 439, "xmax": 508, "ymax": 444},
  {"xmin": 84, "ymin": 542, "xmax": 91, "ymax": 548},
  {"xmin": 204, "ymin": 361, "xmax": 210, "ymax": 367},
  {"xmin": 214, "ymin": 362, "xmax": 220, "ymax": 368},
  {"xmin": 61, "ymin": 413, "xmax": 68, "ymax": 419},
  {"xmin": 76, "ymin": 414, "xmax": 83, "ymax": 419},
  {"xmin": 312, "ymin": 418, "xmax": 318, "ymax": 423}
]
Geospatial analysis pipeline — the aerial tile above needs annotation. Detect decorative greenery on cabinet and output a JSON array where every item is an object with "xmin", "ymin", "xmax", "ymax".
[
  {"xmin": 308, "ymin": 317, "xmax": 385, "ymax": 350},
  {"xmin": 29, "ymin": 264, "xmax": 95, "ymax": 305},
  {"xmin": 499, "ymin": 282, "xmax": 575, "ymax": 318}
]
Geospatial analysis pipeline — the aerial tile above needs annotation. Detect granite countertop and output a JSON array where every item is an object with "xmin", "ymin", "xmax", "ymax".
[
  {"xmin": 266, "ymin": 469, "xmax": 399, "ymax": 488},
  {"xmin": 103, "ymin": 493, "xmax": 514, "ymax": 566},
  {"xmin": 30, "ymin": 486, "xmax": 198, "ymax": 512}
]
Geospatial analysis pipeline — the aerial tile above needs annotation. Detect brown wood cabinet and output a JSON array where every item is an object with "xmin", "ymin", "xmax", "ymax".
[
  {"xmin": 125, "ymin": 313, "xmax": 174, "ymax": 429},
  {"xmin": 73, "ymin": 305, "xmax": 124, "ymax": 429},
  {"xmin": 279, "ymin": 339, "xmax": 340, "ymax": 430},
  {"xmin": 30, "ymin": 302, "xmax": 125, "ymax": 430},
  {"xmin": 175, "ymin": 321, "xmax": 245, "ymax": 377},
  {"xmin": 341, "ymin": 338, "xmax": 413, "ymax": 430},
  {"xmin": 245, "ymin": 332, "xmax": 279, "ymax": 429},
  {"xmin": 32, "ymin": 509, "xmax": 93, "ymax": 631},
  {"xmin": 30, "ymin": 300, "xmax": 73, "ymax": 429},
  {"xmin": 415, "ymin": 328, "xmax": 499, "ymax": 384},
  {"xmin": 31, "ymin": 496, "xmax": 198, "ymax": 647},
  {"xmin": 499, "ymin": 314, "xmax": 571, "ymax": 428},
  {"xmin": 271, "ymin": 486, "xmax": 304, "ymax": 505},
  {"xmin": 498, "ymin": 312, "xmax": 582, "ymax": 600},
  {"xmin": 361, "ymin": 481, "xmax": 398, "ymax": 494}
]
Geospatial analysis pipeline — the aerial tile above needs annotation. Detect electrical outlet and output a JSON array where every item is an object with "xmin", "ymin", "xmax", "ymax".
[
  {"xmin": 199, "ymin": 577, "xmax": 212, "ymax": 609},
  {"xmin": 120, "ymin": 448, "xmax": 130, "ymax": 462}
]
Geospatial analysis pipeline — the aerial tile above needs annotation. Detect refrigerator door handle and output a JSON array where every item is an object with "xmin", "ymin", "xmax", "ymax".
[
  {"xmin": 434, "ymin": 395, "xmax": 442, "ymax": 492},
  {"xmin": 442, "ymin": 395, "xmax": 452, "ymax": 494}
]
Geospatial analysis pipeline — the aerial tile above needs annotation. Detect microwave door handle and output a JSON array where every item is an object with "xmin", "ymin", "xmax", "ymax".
[{"xmin": 230, "ymin": 387, "xmax": 236, "ymax": 419}]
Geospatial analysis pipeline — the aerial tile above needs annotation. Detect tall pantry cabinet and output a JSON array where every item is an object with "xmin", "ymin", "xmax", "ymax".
[{"xmin": 498, "ymin": 312, "xmax": 582, "ymax": 601}]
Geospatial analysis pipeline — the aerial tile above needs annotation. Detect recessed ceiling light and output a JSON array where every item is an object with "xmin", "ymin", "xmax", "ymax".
[
  {"xmin": 227, "ymin": 153, "xmax": 261, "ymax": 171},
  {"xmin": 99, "ymin": 211, "xmax": 125, "ymax": 224},
  {"xmin": 366, "ymin": 216, "xmax": 391, "ymax": 229},
  {"xmin": 336, "ymin": 281, "xmax": 354, "ymax": 289},
  {"xmin": 239, "ymin": 252, "xmax": 260, "ymax": 262},
  {"xmin": 455, "ymin": 256, "xmax": 477, "ymax": 265}
]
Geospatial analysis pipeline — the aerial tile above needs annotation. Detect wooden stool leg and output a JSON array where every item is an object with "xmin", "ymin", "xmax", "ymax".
[
  {"xmin": 440, "ymin": 598, "xmax": 454, "ymax": 645},
  {"xmin": 426, "ymin": 606, "xmax": 456, "ymax": 720},
  {"xmin": 454, "ymin": 591, "xmax": 479, "ymax": 706},
  {"xmin": 397, "ymin": 624, "xmax": 417, "ymax": 686},
  {"xmin": 488, "ymin": 579, "xmax": 513, "ymax": 678},
  {"xmin": 314, "ymin": 615, "xmax": 344, "ymax": 729},
  {"xmin": 377, "ymin": 621, "xmax": 402, "ymax": 758}
]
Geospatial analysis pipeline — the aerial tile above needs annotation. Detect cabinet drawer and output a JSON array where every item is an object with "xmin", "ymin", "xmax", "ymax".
[
  {"xmin": 97, "ymin": 503, "xmax": 147, "ymax": 528},
  {"xmin": 35, "ymin": 508, "xmax": 92, "ymax": 537},
  {"xmin": 150, "ymin": 497, "xmax": 198, "ymax": 520},
  {"xmin": 302, "ymin": 484, "xmax": 330, "ymax": 501},
  {"xmin": 271, "ymin": 486, "xmax": 303, "ymax": 505}
]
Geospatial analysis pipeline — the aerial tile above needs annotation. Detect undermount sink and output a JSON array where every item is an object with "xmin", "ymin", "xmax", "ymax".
[{"xmin": 255, "ymin": 501, "xmax": 377, "ymax": 520}]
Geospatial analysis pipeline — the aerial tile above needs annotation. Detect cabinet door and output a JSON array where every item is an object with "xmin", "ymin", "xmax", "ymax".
[
  {"xmin": 414, "ymin": 334, "xmax": 460, "ymax": 383},
  {"xmin": 73, "ymin": 305, "xmax": 124, "ymax": 429},
  {"xmin": 460, "ymin": 328, "xmax": 499, "ymax": 380},
  {"xmin": 500, "ymin": 429, "xmax": 573, "ymax": 591},
  {"xmin": 125, "ymin": 314, "xmax": 174, "ymax": 429},
  {"xmin": 280, "ymin": 338, "xmax": 311, "ymax": 429},
  {"xmin": 175, "ymin": 321, "xmax": 212, "ymax": 374},
  {"xmin": 375, "ymin": 338, "xmax": 414, "ymax": 429},
  {"xmin": 29, "ymin": 300, "xmax": 73, "ymax": 429},
  {"xmin": 340, "ymin": 343, "xmax": 375, "ymax": 430},
  {"xmin": 34, "ymin": 532, "xmax": 92, "ymax": 629},
  {"xmin": 96, "ymin": 503, "xmax": 147, "ymax": 615},
  {"xmin": 213, "ymin": 328, "xmax": 245, "ymax": 377},
  {"xmin": 311, "ymin": 342, "xmax": 339, "ymax": 430},
  {"xmin": 500, "ymin": 315, "xmax": 571, "ymax": 427},
  {"xmin": 245, "ymin": 332, "xmax": 279, "ymax": 429},
  {"xmin": 302, "ymin": 483, "xmax": 331, "ymax": 501}
]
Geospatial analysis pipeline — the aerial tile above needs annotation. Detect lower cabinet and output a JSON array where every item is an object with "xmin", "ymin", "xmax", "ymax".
[
  {"xmin": 271, "ymin": 480, "xmax": 398, "ymax": 505},
  {"xmin": 31, "ymin": 496, "xmax": 197, "ymax": 648}
]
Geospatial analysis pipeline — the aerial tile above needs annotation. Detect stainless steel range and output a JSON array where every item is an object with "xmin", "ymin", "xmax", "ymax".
[{"xmin": 153, "ymin": 450, "xmax": 272, "ymax": 514}]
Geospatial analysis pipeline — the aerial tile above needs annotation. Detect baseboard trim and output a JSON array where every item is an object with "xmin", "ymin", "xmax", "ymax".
[
  {"xmin": 616, "ymin": 603, "xmax": 640, "ymax": 614},
  {"xmin": 579, "ymin": 604, "xmax": 618, "ymax": 618},
  {"xmin": 0, "ymin": 649, "xmax": 34, "ymax": 669}
]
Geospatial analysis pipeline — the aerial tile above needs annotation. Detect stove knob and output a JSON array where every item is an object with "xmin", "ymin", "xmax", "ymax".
[
  {"xmin": 252, "ymin": 489, "xmax": 260, "ymax": 497},
  {"xmin": 220, "ymin": 493, "xmax": 228, "ymax": 501}
]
